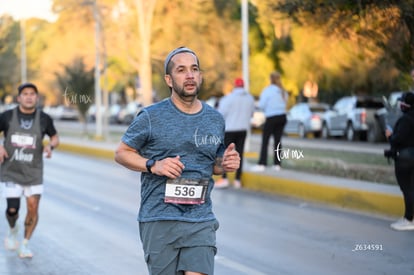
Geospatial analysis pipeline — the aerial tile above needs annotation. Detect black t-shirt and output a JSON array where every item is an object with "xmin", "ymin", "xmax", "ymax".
[
  {"xmin": 0, "ymin": 107, "xmax": 58, "ymax": 138},
  {"xmin": 389, "ymin": 109, "xmax": 414, "ymax": 150}
]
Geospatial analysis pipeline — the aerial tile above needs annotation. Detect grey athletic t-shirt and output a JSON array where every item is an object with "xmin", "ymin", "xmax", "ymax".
[{"xmin": 121, "ymin": 98, "xmax": 226, "ymax": 222}]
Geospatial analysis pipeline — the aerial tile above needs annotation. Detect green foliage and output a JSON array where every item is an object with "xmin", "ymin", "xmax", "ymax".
[
  {"xmin": 1, "ymin": 0, "xmax": 414, "ymax": 107},
  {"xmin": 55, "ymin": 57, "xmax": 94, "ymax": 121},
  {"xmin": 0, "ymin": 15, "xmax": 20, "ymax": 98},
  {"xmin": 152, "ymin": 0, "xmax": 244, "ymax": 100},
  {"xmin": 24, "ymin": 18, "xmax": 54, "ymax": 81},
  {"xmin": 274, "ymin": 0, "xmax": 414, "ymax": 83}
]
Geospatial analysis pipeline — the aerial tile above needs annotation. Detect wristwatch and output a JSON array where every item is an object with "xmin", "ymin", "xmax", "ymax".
[{"xmin": 146, "ymin": 159, "xmax": 156, "ymax": 173}]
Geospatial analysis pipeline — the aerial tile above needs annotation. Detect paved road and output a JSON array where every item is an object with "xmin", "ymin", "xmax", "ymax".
[
  {"xmin": 0, "ymin": 151, "xmax": 413, "ymax": 275},
  {"xmin": 55, "ymin": 121, "xmax": 389, "ymax": 155}
]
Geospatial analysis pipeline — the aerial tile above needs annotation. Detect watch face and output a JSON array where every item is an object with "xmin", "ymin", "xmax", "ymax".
[{"xmin": 146, "ymin": 159, "xmax": 155, "ymax": 172}]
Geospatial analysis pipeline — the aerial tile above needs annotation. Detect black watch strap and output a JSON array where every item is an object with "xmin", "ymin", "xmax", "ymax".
[{"xmin": 146, "ymin": 159, "xmax": 155, "ymax": 173}]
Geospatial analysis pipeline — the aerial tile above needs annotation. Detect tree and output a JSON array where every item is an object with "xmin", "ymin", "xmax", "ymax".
[
  {"xmin": 0, "ymin": 15, "xmax": 20, "ymax": 99},
  {"xmin": 273, "ymin": 0, "xmax": 414, "ymax": 90},
  {"xmin": 134, "ymin": 0, "xmax": 158, "ymax": 106},
  {"xmin": 248, "ymin": 1, "xmax": 295, "ymax": 97},
  {"xmin": 55, "ymin": 57, "xmax": 94, "ymax": 133},
  {"xmin": 151, "ymin": 0, "xmax": 245, "ymax": 99}
]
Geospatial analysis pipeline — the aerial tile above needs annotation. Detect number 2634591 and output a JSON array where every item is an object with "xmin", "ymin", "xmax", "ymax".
[{"xmin": 352, "ymin": 244, "xmax": 383, "ymax": 252}]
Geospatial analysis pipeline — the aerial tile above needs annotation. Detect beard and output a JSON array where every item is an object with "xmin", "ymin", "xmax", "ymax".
[{"xmin": 171, "ymin": 79, "xmax": 200, "ymax": 101}]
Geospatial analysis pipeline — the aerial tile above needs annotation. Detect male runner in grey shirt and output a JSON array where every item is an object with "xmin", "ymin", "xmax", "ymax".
[{"xmin": 115, "ymin": 47, "xmax": 240, "ymax": 275}]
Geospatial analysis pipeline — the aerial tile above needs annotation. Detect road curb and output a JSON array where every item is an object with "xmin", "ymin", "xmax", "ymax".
[
  {"xmin": 242, "ymin": 172, "xmax": 402, "ymax": 218},
  {"xmin": 58, "ymin": 143, "xmax": 115, "ymax": 159},
  {"xmin": 59, "ymin": 142, "xmax": 403, "ymax": 218}
]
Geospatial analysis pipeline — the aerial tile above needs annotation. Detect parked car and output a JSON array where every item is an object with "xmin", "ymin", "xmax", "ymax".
[
  {"xmin": 0, "ymin": 103, "xmax": 18, "ymax": 113},
  {"xmin": 117, "ymin": 102, "xmax": 143, "ymax": 125},
  {"xmin": 87, "ymin": 104, "xmax": 122, "ymax": 124},
  {"xmin": 44, "ymin": 105, "xmax": 80, "ymax": 121},
  {"xmin": 321, "ymin": 95, "xmax": 385, "ymax": 142},
  {"xmin": 284, "ymin": 102, "xmax": 330, "ymax": 138},
  {"xmin": 87, "ymin": 104, "xmax": 104, "ymax": 123},
  {"xmin": 108, "ymin": 104, "xmax": 122, "ymax": 124}
]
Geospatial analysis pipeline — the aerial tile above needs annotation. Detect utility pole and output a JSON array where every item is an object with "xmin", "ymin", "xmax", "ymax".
[
  {"xmin": 90, "ymin": 0, "xmax": 103, "ymax": 139},
  {"xmin": 241, "ymin": 0, "xmax": 249, "ymax": 90},
  {"xmin": 81, "ymin": 0, "xmax": 105, "ymax": 139},
  {"xmin": 20, "ymin": 19, "xmax": 27, "ymax": 83},
  {"xmin": 242, "ymin": 0, "xmax": 252, "ymax": 151}
]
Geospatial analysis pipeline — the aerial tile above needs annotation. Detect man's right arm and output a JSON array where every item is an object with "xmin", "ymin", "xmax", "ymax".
[
  {"xmin": 114, "ymin": 142, "xmax": 184, "ymax": 178},
  {"xmin": 0, "ymin": 146, "xmax": 8, "ymax": 163},
  {"xmin": 0, "ymin": 110, "xmax": 9, "ymax": 133},
  {"xmin": 0, "ymin": 111, "xmax": 9, "ymax": 163},
  {"xmin": 114, "ymin": 142, "xmax": 148, "ymax": 172}
]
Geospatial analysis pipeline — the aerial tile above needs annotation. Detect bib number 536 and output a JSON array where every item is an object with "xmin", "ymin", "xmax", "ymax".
[
  {"xmin": 174, "ymin": 186, "xmax": 196, "ymax": 197},
  {"xmin": 165, "ymin": 182, "xmax": 206, "ymax": 204}
]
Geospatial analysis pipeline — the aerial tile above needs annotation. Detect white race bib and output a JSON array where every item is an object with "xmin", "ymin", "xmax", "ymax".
[
  {"xmin": 11, "ymin": 133, "xmax": 36, "ymax": 148},
  {"xmin": 164, "ymin": 178, "xmax": 209, "ymax": 205}
]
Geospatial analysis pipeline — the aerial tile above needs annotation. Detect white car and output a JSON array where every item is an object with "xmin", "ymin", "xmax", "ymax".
[
  {"xmin": 284, "ymin": 102, "xmax": 330, "ymax": 138},
  {"xmin": 44, "ymin": 105, "xmax": 79, "ymax": 121}
]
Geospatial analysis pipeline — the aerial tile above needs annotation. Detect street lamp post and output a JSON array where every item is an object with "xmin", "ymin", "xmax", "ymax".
[
  {"xmin": 20, "ymin": 19, "xmax": 27, "ymax": 83},
  {"xmin": 82, "ymin": 0, "xmax": 103, "ymax": 139},
  {"xmin": 241, "ymin": 0, "xmax": 249, "ymax": 90},
  {"xmin": 242, "ymin": 0, "xmax": 251, "ymax": 151},
  {"xmin": 92, "ymin": 0, "xmax": 103, "ymax": 140},
  {"xmin": 81, "ymin": 0, "xmax": 103, "ymax": 139}
]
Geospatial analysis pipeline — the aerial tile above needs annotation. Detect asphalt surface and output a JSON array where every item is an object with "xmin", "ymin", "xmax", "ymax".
[
  {"xmin": 55, "ymin": 131, "xmax": 403, "ymax": 219},
  {"xmin": 1, "ymin": 152, "xmax": 412, "ymax": 275},
  {"xmin": 0, "ymin": 118, "xmax": 410, "ymax": 274}
]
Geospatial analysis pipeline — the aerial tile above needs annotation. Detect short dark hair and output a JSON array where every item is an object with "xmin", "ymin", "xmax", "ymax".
[
  {"xmin": 164, "ymin": 47, "xmax": 199, "ymax": 75},
  {"xmin": 18, "ymin": 83, "xmax": 38, "ymax": 95}
]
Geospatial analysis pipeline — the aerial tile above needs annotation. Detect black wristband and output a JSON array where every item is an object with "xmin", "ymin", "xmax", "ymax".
[{"xmin": 146, "ymin": 159, "xmax": 155, "ymax": 173}]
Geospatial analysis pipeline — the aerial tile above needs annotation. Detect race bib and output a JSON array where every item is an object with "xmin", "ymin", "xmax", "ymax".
[
  {"xmin": 11, "ymin": 133, "xmax": 36, "ymax": 148},
  {"xmin": 164, "ymin": 178, "xmax": 209, "ymax": 205}
]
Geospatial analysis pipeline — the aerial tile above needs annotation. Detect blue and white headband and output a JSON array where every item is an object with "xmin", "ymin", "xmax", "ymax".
[{"xmin": 164, "ymin": 47, "xmax": 198, "ymax": 74}]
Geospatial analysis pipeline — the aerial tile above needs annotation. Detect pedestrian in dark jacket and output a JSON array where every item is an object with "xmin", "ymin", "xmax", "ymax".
[{"xmin": 386, "ymin": 91, "xmax": 414, "ymax": 231}]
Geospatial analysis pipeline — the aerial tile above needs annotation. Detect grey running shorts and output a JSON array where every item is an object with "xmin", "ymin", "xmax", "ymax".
[{"xmin": 139, "ymin": 219, "xmax": 219, "ymax": 275}]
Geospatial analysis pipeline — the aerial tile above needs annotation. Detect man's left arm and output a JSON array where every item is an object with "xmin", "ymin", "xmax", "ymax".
[
  {"xmin": 43, "ymin": 114, "xmax": 60, "ymax": 158},
  {"xmin": 44, "ymin": 134, "xmax": 59, "ymax": 158},
  {"xmin": 213, "ymin": 143, "xmax": 240, "ymax": 175}
]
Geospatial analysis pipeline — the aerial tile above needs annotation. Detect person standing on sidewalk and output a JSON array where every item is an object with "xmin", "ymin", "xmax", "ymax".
[
  {"xmin": 215, "ymin": 78, "xmax": 255, "ymax": 189},
  {"xmin": 385, "ymin": 91, "xmax": 414, "ymax": 231},
  {"xmin": 115, "ymin": 46, "xmax": 240, "ymax": 275},
  {"xmin": 0, "ymin": 83, "xmax": 59, "ymax": 258},
  {"xmin": 252, "ymin": 71, "xmax": 288, "ymax": 172}
]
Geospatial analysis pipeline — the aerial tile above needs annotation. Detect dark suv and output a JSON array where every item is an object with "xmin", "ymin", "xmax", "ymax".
[{"xmin": 321, "ymin": 95, "xmax": 385, "ymax": 142}]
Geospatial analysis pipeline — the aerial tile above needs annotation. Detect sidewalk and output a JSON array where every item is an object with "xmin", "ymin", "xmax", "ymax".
[{"xmin": 58, "ymin": 136, "xmax": 403, "ymax": 218}]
